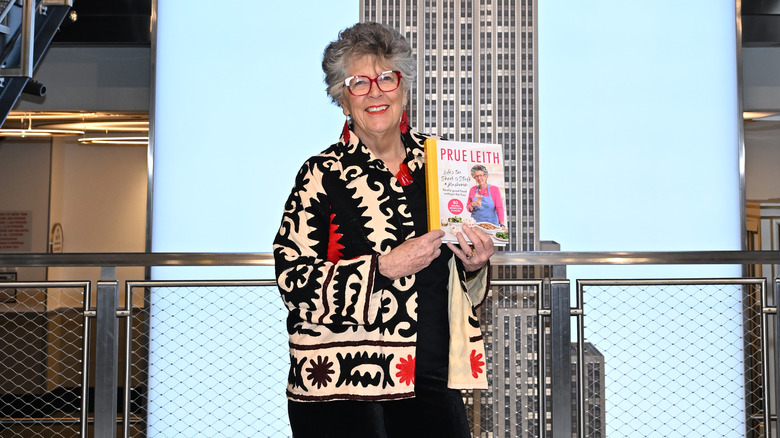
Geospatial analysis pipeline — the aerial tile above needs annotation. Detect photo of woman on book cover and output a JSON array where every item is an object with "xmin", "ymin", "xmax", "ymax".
[{"xmin": 466, "ymin": 164, "xmax": 506, "ymax": 229}]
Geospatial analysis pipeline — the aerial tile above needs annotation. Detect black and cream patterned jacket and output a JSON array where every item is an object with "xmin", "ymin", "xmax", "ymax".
[{"xmin": 273, "ymin": 127, "xmax": 489, "ymax": 402}]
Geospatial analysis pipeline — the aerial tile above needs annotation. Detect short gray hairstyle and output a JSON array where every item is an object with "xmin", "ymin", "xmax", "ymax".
[
  {"xmin": 471, "ymin": 164, "xmax": 488, "ymax": 178},
  {"xmin": 322, "ymin": 22, "xmax": 416, "ymax": 106}
]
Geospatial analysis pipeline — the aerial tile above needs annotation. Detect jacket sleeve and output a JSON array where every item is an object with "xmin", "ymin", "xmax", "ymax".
[{"xmin": 273, "ymin": 157, "xmax": 384, "ymax": 328}]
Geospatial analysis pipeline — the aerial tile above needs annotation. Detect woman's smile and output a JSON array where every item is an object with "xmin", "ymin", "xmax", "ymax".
[{"xmin": 366, "ymin": 105, "xmax": 389, "ymax": 114}]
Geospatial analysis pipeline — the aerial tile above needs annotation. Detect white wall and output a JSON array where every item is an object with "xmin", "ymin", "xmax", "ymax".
[
  {"xmin": 745, "ymin": 122, "xmax": 780, "ymax": 202},
  {"xmin": 48, "ymin": 140, "xmax": 147, "ymax": 254},
  {"xmin": 0, "ymin": 140, "xmax": 50, "ymax": 283},
  {"xmin": 47, "ymin": 138, "xmax": 148, "ymax": 308}
]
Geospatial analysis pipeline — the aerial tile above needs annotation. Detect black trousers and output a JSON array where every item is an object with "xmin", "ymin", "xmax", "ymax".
[{"xmin": 287, "ymin": 372, "xmax": 471, "ymax": 438}]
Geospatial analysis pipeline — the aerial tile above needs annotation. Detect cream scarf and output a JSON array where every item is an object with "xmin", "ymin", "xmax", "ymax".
[{"xmin": 447, "ymin": 256, "xmax": 489, "ymax": 389}]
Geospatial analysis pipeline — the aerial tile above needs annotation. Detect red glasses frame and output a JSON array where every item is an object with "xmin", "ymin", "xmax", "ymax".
[{"xmin": 343, "ymin": 70, "xmax": 402, "ymax": 96}]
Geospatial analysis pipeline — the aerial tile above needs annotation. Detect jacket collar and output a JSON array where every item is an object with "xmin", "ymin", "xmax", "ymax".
[{"xmin": 338, "ymin": 126, "xmax": 432, "ymax": 174}]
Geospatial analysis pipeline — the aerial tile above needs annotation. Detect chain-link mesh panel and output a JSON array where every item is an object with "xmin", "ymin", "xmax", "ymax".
[
  {"xmin": 3, "ymin": 275, "xmax": 774, "ymax": 438},
  {"xmin": 0, "ymin": 283, "xmax": 87, "ymax": 438},
  {"xmin": 467, "ymin": 280, "xmax": 544, "ymax": 438},
  {"xmin": 581, "ymin": 281, "xmax": 764, "ymax": 438},
  {"xmin": 127, "ymin": 282, "xmax": 289, "ymax": 437}
]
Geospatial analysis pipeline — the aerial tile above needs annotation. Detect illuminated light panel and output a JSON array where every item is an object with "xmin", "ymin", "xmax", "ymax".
[
  {"xmin": 0, "ymin": 128, "xmax": 85, "ymax": 137},
  {"xmin": 78, "ymin": 136, "xmax": 149, "ymax": 145}
]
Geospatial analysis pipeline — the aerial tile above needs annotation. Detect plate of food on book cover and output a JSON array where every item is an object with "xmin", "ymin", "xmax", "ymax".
[
  {"xmin": 494, "ymin": 230, "xmax": 509, "ymax": 242},
  {"xmin": 475, "ymin": 222, "xmax": 501, "ymax": 234}
]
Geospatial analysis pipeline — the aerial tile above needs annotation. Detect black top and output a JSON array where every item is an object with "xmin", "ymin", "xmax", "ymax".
[{"xmin": 402, "ymin": 173, "xmax": 451, "ymax": 375}]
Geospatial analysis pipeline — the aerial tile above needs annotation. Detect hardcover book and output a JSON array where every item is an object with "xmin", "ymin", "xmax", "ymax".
[{"xmin": 424, "ymin": 139, "xmax": 508, "ymax": 246}]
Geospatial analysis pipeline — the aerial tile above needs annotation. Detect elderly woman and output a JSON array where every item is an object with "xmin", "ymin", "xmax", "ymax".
[
  {"xmin": 273, "ymin": 22, "xmax": 495, "ymax": 437},
  {"xmin": 466, "ymin": 164, "xmax": 506, "ymax": 228}
]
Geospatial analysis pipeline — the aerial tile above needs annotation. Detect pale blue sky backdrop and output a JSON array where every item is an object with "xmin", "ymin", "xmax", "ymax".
[{"xmin": 150, "ymin": 2, "xmax": 745, "ymax": 436}]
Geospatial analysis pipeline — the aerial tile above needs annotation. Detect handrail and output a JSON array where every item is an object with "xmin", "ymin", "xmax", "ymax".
[{"xmin": 1, "ymin": 250, "xmax": 780, "ymax": 267}]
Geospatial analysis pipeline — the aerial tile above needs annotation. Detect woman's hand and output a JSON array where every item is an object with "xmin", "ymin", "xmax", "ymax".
[
  {"xmin": 447, "ymin": 224, "xmax": 495, "ymax": 272},
  {"xmin": 378, "ymin": 230, "xmax": 445, "ymax": 280}
]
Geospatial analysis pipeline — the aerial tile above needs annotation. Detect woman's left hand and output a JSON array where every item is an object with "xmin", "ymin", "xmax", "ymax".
[{"xmin": 446, "ymin": 224, "xmax": 495, "ymax": 272}]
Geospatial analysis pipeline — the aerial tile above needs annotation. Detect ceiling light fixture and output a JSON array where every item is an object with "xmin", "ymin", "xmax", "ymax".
[
  {"xmin": 743, "ymin": 111, "xmax": 780, "ymax": 121},
  {"xmin": 41, "ymin": 120, "xmax": 149, "ymax": 132},
  {"xmin": 78, "ymin": 136, "xmax": 148, "ymax": 145},
  {"xmin": 0, "ymin": 128, "xmax": 86, "ymax": 137},
  {"xmin": 8, "ymin": 111, "xmax": 98, "ymax": 119},
  {"xmin": 0, "ymin": 111, "xmax": 149, "ymax": 142}
]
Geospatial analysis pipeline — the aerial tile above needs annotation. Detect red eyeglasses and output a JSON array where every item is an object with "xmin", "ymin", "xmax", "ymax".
[{"xmin": 343, "ymin": 70, "xmax": 402, "ymax": 96}]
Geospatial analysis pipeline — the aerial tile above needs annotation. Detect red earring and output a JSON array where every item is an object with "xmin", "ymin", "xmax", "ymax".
[
  {"xmin": 400, "ymin": 110, "xmax": 409, "ymax": 134},
  {"xmin": 342, "ymin": 118, "xmax": 350, "ymax": 143}
]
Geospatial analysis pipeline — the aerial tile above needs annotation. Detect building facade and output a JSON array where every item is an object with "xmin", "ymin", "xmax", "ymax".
[
  {"xmin": 360, "ymin": 0, "xmax": 539, "ymax": 262},
  {"xmin": 361, "ymin": 2, "xmax": 607, "ymax": 437}
]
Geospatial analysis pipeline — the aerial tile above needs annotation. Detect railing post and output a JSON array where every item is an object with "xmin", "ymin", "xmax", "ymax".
[
  {"xmin": 775, "ymin": 279, "xmax": 780, "ymax": 438},
  {"xmin": 550, "ymin": 280, "xmax": 572, "ymax": 438},
  {"xmin": 94, "ymin": 267, "xmax": 119, "ymax": 438}
]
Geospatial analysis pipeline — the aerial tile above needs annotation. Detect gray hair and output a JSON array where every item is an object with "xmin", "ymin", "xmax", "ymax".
[
  {"xmin": 471, "ymin": 164, "xmax": 488, "ymax": 178},
  {"xmin": 322, "ymin": 22, "xmax": 416, "ymax": 106}
]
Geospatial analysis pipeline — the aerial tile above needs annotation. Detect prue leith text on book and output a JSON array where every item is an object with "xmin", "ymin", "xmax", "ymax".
[{"xmin": 437, "ymin": 147, "xmax": 501, "ymax": 165}]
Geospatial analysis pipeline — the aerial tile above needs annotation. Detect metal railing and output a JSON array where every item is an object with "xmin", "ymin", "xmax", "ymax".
[
  {"xmin": 1, "ymin": 250, "xmax": 779, "ymax": 438},
  {"xmin": 575, "ymin": 278, "xmax": 772, "ymax": 438}
]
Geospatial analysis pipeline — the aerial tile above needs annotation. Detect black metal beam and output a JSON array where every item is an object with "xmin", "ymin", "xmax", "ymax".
[{"xmin": 0, "ymin": 3, "xmax": 72, "ymax": 125}]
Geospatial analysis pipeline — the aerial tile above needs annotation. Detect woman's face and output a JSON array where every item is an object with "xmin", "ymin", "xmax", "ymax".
[
  {"xmin": 473, "ymin": 170, "xmax": 488, "ymax": 188},
  {"xmin": 340, "ymin": 56, "xmax": 407, "ymax": 142}
]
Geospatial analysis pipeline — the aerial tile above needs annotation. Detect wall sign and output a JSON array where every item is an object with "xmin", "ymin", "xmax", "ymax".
[
  {"xmin": 0, "ymin": 211, "xmax": 32, "ymax": 252},
  {"xmin": 50, "ymin": 223, "xmax": 64, "ymax": 253}
]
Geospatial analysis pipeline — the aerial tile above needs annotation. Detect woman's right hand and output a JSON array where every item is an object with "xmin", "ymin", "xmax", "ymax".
[{"xmin": 378, "ymin": 229, "xmax": 445, "ymax": 280}]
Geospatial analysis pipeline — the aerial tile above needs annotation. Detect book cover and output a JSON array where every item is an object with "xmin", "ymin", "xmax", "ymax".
[{"xmin": 424, "ymin": 139, "xmax": 508, "ymax": 246}]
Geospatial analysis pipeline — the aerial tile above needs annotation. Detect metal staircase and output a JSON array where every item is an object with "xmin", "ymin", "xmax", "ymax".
[{"xmin": 0, "ymin": 0, "xmax": 72, "ymax": 125}]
